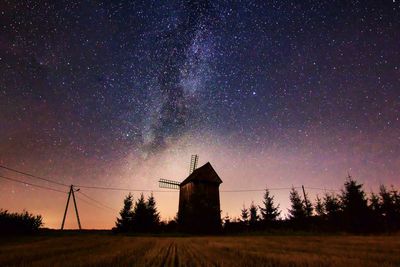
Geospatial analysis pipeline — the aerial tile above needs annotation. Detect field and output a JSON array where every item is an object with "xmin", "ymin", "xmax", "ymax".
[{"xmin": 0, "ymin": 232, "xmax": 399, "ymax": 267}]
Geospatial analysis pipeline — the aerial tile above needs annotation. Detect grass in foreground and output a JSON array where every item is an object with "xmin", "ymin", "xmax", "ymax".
[{"xmin": 0, "ymin": 233, "xmax": 399, "ymax": 266}]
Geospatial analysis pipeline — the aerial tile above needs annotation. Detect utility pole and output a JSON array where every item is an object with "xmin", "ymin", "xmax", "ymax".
[
  {"xmin": 61, "ymin": 185, "xmax": 82, "ymax": 230},
  {"xmin": 302, "ymin": 185, "xmax": 312, "ymax": 217},
  {"xmin": 301, "ymin": 185, "xmax": 308, "ymax": 204}
]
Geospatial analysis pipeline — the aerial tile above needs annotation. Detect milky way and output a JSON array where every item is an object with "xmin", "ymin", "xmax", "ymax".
[
  {"xmin": 1, "ymin": 1, "xmax": 399, "ymax": 228},
  {"xmin": 142, "ymin": 1, "xmax": 216, "ymax": 154}
]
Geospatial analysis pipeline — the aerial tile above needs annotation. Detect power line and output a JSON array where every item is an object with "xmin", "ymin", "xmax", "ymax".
[
  {"xmin": 78, "ymin": 191, "xmax": 118, "ymax": 212},
  {"xmin": 221, "ymin": 187, "xmax": 298, "ymax": 192},
  {"xmin": 304, "ymin": 187, "xmax": 339, "ymax": 192},
  {"xmin": 0, "ymin": 174, "xmax": 68, "ymax": 194},
  {"xmin": 0, "ymin": 165, "xmax": 170, "ymax": 193},
  {"xmin": 74, "ymin": 185, "xmax": 339, "ymax": 193},
  {"xmin": 75, "ymin": 184, "xmax": 177, "ymax": 193},
  {"xmin": 221, "ymin": 187, "xmax": 340, "ymax": 193},
  {"xmin": 0, "ymin": 165, "xmax": 69, "ymax": 187},
  {"xmin": 75, "ymin": 194, "xmax": 116, "ymax": 213},
  {"xmin": 0, "ymin": 164, "xmax": 340, "ymax": 194}
]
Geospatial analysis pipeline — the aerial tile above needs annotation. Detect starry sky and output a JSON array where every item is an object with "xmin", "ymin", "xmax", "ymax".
[{"xmin": 1, "ymin": 0, "xmax": 399, "ymax": 229}]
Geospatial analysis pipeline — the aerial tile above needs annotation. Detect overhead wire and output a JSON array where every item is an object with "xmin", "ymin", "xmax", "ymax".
[
  {"xmin": 221, "ymin": 187, "xmax": 299, "ymax": 192},
  {"xmin": 0, "ymin": 174, "xmax": 68, "ymax": 194},
  {"xmin": 75, "ymin": 193, "xmax": 117, "ymax": 213},
  {"xmin": 0, "ymin": 164, "xmax": 340, "ymax": 194},
  {"xmin": 74, "ymin": 184, "xmax": 178, "ymax": 193},
  {"xmin": 304, "ymin": 187, "xmax": 340, "ymax": 192},
  {"xmin": 77, "ymin": 191, "xmax": 118, "ymax": 212},
  {"xmin": 73, "ymin": 186, "xmax": 339, "ymax": 193},
  {"xmin": 0, "ymin": 164, "xmax": 69, "ymax": 187}
]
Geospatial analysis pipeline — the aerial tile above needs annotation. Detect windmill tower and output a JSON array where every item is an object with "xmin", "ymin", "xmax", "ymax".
[{"xmin": 159, "ymin": 155, "xmax": 223, "ymax": 233}]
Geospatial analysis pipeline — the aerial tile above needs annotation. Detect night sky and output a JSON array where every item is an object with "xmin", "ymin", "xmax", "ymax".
[{"xmin": 1, "ymin": 1, "xmax": 399, "ymax": 229}]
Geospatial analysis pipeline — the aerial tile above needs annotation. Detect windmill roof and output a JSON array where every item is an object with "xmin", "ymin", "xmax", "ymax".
[{"xmin": 180, "ymin": 162, "xmax": 223, "ymax": 186}]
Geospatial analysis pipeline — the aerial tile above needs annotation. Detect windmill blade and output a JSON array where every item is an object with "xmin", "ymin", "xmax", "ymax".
[
  {"xmin": 189, "ymin": 154, "xmax": 199, "ymax": 175},
  {"xmin": 159, "ymin": 179, "xmax": 180, "ymax": 190}
]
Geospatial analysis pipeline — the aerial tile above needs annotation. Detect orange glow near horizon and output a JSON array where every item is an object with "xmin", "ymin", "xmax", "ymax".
[{"xmin": 1, "ymin": 130, "xmax": 399, "ymax": 229}]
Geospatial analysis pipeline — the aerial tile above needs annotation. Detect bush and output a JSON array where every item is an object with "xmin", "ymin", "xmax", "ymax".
[{"xmin": 0, "ymin": 209, "xmax": 43, "ymax": 234}]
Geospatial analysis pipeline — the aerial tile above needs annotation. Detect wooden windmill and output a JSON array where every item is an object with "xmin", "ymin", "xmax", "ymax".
[{"xmin": 159, "ymin": 155, "xmax": 223, "ymax": 233}]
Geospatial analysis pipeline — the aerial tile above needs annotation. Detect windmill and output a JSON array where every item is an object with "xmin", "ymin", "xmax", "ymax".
[{"xmin": 158, "ymin": 155, "xmax": 223, "ymax": 233}]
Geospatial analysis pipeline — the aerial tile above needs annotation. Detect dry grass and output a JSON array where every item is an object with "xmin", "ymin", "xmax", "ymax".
[{"xmin": 0, "ymin": 233, "xmax": 399, "ymax": 267}]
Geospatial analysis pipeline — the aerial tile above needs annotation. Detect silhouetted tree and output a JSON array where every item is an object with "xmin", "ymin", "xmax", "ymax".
[
  {"xmin": 368, "ymin": 191, "xmax": 382, "ymax": 231},
  {"xmin": 240, "ymin": 205, "xmax": 249, "ymax": 224},
  {"xmin": 146, "ymin": 193, "xmax": 160, "ymax": 231},
  {"xmin": 340, "ymin": 176, "xmax": 369, "ymax": 232},
  {"xmin": 115, "ymin": 193, "xmax": 133, "ymax": 232},
  {"xmin": 392, "ymin": 187, "xmax": 400, "ymax": 223},
  {"xmin": 369, "ymin": 192, "xmax": 380, "ymax": 213},
  {"xmin": 379, "ymin": 185, "xmax": 400, "ymax": 230},
  {"xmin": 0, "ymin": 209, "xmax": 42, "ymax": 234},
  {"xmin": 259, "ymin": 188, "xmax": 280, "ymax": 223},
  {"xmin": 314, "ymin": 195, "xmax": 325, "ymax": 217},
  {"xmin": 249, "ymin": 202, "xmax": 259, "ymax": 226},
  {"xmin": 303, "ymin": 189, "xmax": 313, "ymax": 217},
  {"xmin": 222, "ymin": 213, "xmax": 231, "ymax": 231},
  {"xmin": 288, "ymin": 187, "xmax": 306, "ymax": 221},
  {"xmin": 132, "ymin": 193, "xmax": 148, "ymax": 232},
  {"xmin": 323, "ymin": 192, "xmax": 342, "ymax": 230},
  {"xmin": 324, "ymin": 193, "xmax": 341, "ymax": 219},
  {"xmin": 223, "ymin": 213, "xmax": 230, "ymax": 225}
]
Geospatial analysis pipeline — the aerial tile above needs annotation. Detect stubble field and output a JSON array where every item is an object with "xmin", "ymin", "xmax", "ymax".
[{"xmin": 0, "ymin": 233, "xmax": 399, "ymax": 267}]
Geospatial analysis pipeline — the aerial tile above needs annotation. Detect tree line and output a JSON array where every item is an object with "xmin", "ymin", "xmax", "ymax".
[
  {"xmin": 225, "ymin": 176, "xmax": 400, "ymax": 233},
  {"xmin": 1, "ymin": 175, "xmax": 398, "ymax": 234},
  {"xmin": 116, "ymin": 176, "xmax": 400, "ymax": 233},
  {"xmin": 114, "ymin": 193, "xmax": 161, "ymax": 233}
]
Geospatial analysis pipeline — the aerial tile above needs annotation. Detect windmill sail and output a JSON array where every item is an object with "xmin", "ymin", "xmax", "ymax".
[
  {"xmin": 159, "ymin": 178, "xmax": 180, "ymax": 189},
  {"xmin": 189, "ymin": 154, "xmax": 199, "ymax": 175},
  {"xmin": 158, "ymin": 155, "xmax": 199, "ymax": 189}
]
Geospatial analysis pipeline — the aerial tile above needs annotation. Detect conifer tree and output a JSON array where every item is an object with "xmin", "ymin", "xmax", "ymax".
[
  {"xmin": 240, "ymin": 205, "xmax": 249, "ymax": 224},
  {"xmin": 340, "ymin": 176, "xmax": 369, "ymax": 232},
  {"xmin": 380, "ymin": 185, "xmax": 400, "ymax": 230},
  {"xmin": 392, "ymin": 187, "xmax": 400, "ymax": 230},
  {"xmin": 288, "ymin": 187, "xmax": 306, "ymax": 220},
  {"xmin": 314, "ymin": 195, "xmax": 325, "ymax": 217},
  {"xmin": 259, "ymin": 188, "xmax": 281, "ymax": 222},
  {"xmin": 115, "ymin": 193, "xmax": 133, "ymax": 232},
  {"xmin": 223, "ymin": 213, "xmax": 230, "ymax": 225},
  {"xmin": 132, "ymin": 193, "xmax": 148, "ymax": 232},
  {"xmin": 302, "ymin": 189, "xmax": 313, "ymax": 217},
  {"xmin": 324, "ymin": 193, "xmax": 341, "ymax": 220},
  {"xmin": 146, "ymin": 193, "xmax": 160, "ymax": 231},
  {"xmin": 249, "ymin": 202, "xmax": 259, "ymax": 226},
  {"xmin": 369, "ymin": 191, "xmax": 382, "ymax": 230},
  {"xmin": 369, "ymin": 192, "xmax": 380, "ymax": 213},
  {"xmin": 380, "ymin": 186, "xmax": 394, "ymax": 217},
  {"xmin": 392, "ymin": 187, "xmax": 400, "ymax": 211},
  {"xmin": 324, "ymin": 193, "xmax": 341, "ymax": 217}
]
